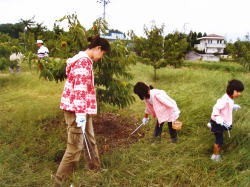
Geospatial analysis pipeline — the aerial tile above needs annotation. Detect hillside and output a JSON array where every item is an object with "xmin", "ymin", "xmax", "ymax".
[{"xmin": 0, "ymin": 62, "xmax": 249, "ymax": 186}]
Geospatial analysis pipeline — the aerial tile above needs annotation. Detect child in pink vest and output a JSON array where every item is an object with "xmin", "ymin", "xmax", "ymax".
[
  {"xmin": 134, "ymin": 82, "xmax": 180, "ymax": 142},
  {"xmin": 208, "ymin": 79, "xmax": 244, "ymax": 161}
]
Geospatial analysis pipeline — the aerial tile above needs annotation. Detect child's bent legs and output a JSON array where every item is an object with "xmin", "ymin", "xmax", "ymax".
[
  {"xmin": 154, "ymin": 122, "xmax": 164, "ymax": 137},
  {"xmin": 213, "ymin": 132, "xmax": 223, "ymax": 154},
  {"xmin": 167, "ymin": 122, "xmax": 177, "ymax": 141},
  {"xmin": 213, "ymin": 144, "xmax": 221, "ymax": 155}
]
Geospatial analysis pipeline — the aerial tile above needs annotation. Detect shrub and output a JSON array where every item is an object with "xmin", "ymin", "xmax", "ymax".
[{"xmin": 0, "ymin": 57, "xmax": 8, "ymax": 71}]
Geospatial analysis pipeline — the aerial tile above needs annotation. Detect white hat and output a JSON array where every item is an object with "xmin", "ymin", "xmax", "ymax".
[{"xmin": 36, "ymin": 40, "xmax": 43, "ymax": 44}]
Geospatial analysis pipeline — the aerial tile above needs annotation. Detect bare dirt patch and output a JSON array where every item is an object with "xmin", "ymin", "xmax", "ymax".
[
  {"xmin": 93, "ymin": 112, "xmax": 145, "ymax": 154},
  {"xmin": 42, "ymin": 112, "xmax": 145, "ymax": 162}
]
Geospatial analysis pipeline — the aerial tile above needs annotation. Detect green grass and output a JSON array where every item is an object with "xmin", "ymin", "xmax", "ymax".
[
  {"xmin": 0, "ymin": 71, "xmax": 65, "ymax": 186},
  {"xmin": 183, "ymin": 60, "xmax": 246, "ymax": 73},
  {"xmin": 0, "ymin": 62, "xmax": 249, "ymax": 186}
]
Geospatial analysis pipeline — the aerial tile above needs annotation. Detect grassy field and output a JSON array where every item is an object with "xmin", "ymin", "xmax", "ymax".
[{"xmin": 0, "ymin": 61, "xmax": 249, "ymax": 186}]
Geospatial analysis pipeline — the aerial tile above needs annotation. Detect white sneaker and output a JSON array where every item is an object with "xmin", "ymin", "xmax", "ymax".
[
  {"xmin": 207, "ymin": 122, "xmax": 211, "ymax": 129},
  {"xmin": 211, "ymin": 154, "xmax": 217, "ymax": 160},
  {"xmin": 211, "ymin": 154, "xmax": 221, "ymax": 162},
  {"xmin": 215, "ymin": 155, "xmax": 221, "ymax": 161}
]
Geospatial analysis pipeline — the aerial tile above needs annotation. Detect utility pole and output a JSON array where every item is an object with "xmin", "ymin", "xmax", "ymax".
[
  {"xmin": 97, "ymin": 0, "xmax": 110, "ymax": 20},
  {"xmin": 183, "ymin": 22, "xmax": 189, "ymax": 34}
]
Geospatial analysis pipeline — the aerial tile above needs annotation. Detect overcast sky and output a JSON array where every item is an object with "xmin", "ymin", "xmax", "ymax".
[{"xmin": 1, "ymin": 0, "xmax": 250, "ymax": 41}]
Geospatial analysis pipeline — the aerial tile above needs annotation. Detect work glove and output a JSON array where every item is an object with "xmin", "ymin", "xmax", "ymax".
[
  {"xmin": 207, "ymin": 122, "xmax": 212, "ymax": 129},
  {"xmin": 76, "ymin": 114, "xmax": 86, "ymax": 133},
  {"xmin": 233, "ymin": 104, "xmax": 241, "ymax": 111},
  {"xmin": 142, "ymin": 117, "xmax": 149, "ymax": 125}
]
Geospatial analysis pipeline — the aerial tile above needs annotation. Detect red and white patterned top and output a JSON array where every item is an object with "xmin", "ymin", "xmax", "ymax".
[{"xmin": 60, "ymin": 51, "xmax": 97, "ymax": 115}]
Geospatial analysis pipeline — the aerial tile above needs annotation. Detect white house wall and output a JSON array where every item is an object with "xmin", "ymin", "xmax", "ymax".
[{"xmin": 195, "ymin": 38, "xmax": 225, "ymax": 54}]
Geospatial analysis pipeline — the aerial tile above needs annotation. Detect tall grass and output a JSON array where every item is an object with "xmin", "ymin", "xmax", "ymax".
[
  {"xmin": 183, "ymin": 61, "xmax": 246, "ymax": 73},
  {"xmin": 0, "ymin": 71, "xmax": 65, "ymax": 186},
  {"xmin": 0, "ymin": 62, "xmax": 249, "ymax": 186}
]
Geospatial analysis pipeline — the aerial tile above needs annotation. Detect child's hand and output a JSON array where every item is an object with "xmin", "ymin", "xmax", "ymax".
[
  {"xmin": 142, "ymin": 117, "xmax": 149, "ymax": 125},
  {"xmin": 76, "ymin": 114, "xmax": 87, "ymax": 133},
  {"xmin": 233, "ymin": 104, "xmax": 241, "ymax": 111}
]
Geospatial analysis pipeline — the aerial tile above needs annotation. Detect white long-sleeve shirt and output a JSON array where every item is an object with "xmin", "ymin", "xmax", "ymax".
[
  {"xmin": 37, "ymin": 45, "xmax": 49, "ymax": 58},
  {"xmin": 211, "ymin": 93, "xmax": 234, "ymax": 126}
]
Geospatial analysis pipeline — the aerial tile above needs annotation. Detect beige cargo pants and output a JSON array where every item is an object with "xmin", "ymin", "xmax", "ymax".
[{"xmin": 54, "ymin": 111, "xmax": 100, "ymax": 186}]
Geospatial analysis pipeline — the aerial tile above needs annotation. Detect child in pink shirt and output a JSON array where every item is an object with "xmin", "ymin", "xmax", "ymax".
[
  {"xmin": 134, "ymin": 82, "xmax": 180, "ymax": 143},
  {"xmin": 208, "ymin": 79, "xmax": 244, "ymax": 161}
]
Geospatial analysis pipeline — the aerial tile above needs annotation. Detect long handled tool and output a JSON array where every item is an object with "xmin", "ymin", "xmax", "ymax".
[
  {"xmin": 81, "ymin": 125, "xmax": 92, "ymax": 160},
  {"xmin": 130, "ymin": 123, "xmax": 144, "ymax": 135},
  {"xmin": 83, "ymin": 133, "xmax": 92, "ymax": 159}
]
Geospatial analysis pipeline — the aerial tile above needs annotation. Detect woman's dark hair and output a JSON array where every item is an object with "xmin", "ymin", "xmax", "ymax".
[
  {"xmin": 87, "ymin": 35, "xmax": 110, "ymax": 52},
  {"xmin": 226, "ymin": 79, "xmax": 244, "ymax": 96},
  {"xmin": 134, "ymin": 82, "xmax": 152, "ymax": 100}
]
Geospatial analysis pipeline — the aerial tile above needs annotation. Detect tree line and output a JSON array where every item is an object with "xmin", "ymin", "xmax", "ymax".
[{"xmin": 0, "ymin": 15, "xmax": 250, "ymax": 108}]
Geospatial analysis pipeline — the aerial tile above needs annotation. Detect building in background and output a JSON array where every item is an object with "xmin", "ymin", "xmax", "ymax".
[
  {"xmin": 101, "ymin": 29, "xmax": 127, "ymax": 41},
  {"xmin": 194, "ymin": 34, "xmax": 226, "ymax": 61},
  {"xmin": 194, "ymin": 34, "xmax": 226, "ymax": 54}
]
